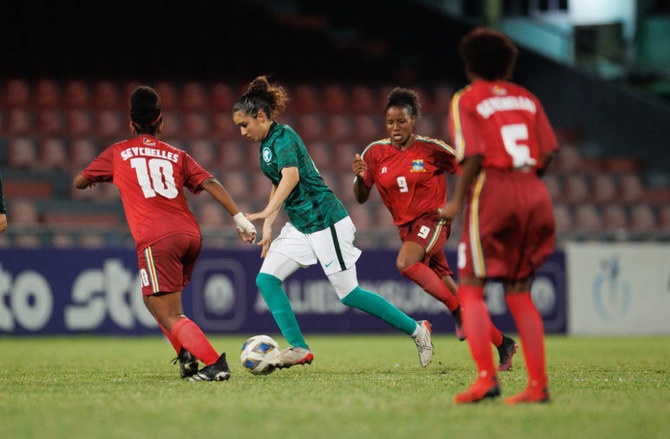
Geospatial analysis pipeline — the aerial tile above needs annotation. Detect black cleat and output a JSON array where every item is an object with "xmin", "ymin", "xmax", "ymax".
[
  {"xmin": 497, "ymin": 336, "xmax": 518, "ymax": 372},
  {"xmin": 188, "ymin": 353, "xmax": 231, "ymax": 382},
  {"xmin": 171, "ymin": 348, "xmax": 199, "ymax": 378}
]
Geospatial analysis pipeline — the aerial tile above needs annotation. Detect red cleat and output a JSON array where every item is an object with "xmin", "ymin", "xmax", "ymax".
[
  {"xmin": 504, "ymin": 385, "xmax": 550, "ymax": 405},
  {"xmin": 454, "ymin": 376, "xmax": 500, "ymax": 404}
]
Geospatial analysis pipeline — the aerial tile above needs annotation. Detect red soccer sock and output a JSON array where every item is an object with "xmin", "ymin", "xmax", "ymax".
[
  {"xmin": 401, "ymin": 262, "xmax": 459, "ymax": 311},
  {"xmin": 156, "ymin": 320, "xmax": 182, "ymax": 354},
  {"xmin": 506, "ymin": 292, "xmax": 548, "ymax": 387},
  {"xmin": 489, "ymin": 322, "xmax": 503, "ymax": 347},
  {"xmin": 459, "ymin": 285, "xmax": 496, "ymax": 379},
  {"xmin": 170, "ymin": 317, "xmax": 219, "ymax": 366}
]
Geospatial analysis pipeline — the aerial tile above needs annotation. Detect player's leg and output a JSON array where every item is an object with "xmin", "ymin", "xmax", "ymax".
[{"xmin": 503, "ymin": 280, "xmax": 550, "ymax": 404}]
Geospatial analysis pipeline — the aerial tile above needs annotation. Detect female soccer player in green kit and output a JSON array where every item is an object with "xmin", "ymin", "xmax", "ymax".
[{"xmin": 233, "ymin": 76, "xmax": 433, "ymax": 370}]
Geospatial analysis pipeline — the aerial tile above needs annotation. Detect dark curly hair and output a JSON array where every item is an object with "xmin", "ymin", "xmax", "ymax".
[
  {"xmin": 130, "ymin": 86, "xmax": 162, "ymax": 134},
  {"xmin": 386, "ymin": 87, "xmax": 421, "ymax": 119},
  {"xmin": 459, "ymin": 27, "xmax": 519, "ymax": 81},
  {"xmin": 233, "ymin": 76, "xmax": 289, "ymax": 119}
]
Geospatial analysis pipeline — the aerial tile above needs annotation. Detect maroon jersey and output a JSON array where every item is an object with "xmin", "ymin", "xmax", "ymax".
[
  {"xmin": 82, "ymin": 135, "xmax": 212, "ymax": 250},
  {"xmin": 360, "ymin": 136, "xmax": 458, "ymax": 226},
  {"xmin": 448, "ymin": 80, "xmax": 558, "ymax": 280},
  {"xmin": 449, "ymin": 80, "xmax": 557, "ymax": 171}
]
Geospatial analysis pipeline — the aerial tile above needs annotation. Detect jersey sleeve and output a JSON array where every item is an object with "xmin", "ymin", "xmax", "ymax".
[
  {"xmin": 449, "ymin": 90, "xmax": 483, "ymax": 162},
  {"xmin": 81, "ymin": 146, "xmax": 115, "ymax": 182},
  {"xmin": 274, "ymin": 131, "xmax": 300, "ymax": 171},
  {"xmin": 360, "ymin": 143, "xmax": 378, "ymax": 187},
  {"xmin": 183, "ymin": 152, "xmax": 214, "ymax": 194}
]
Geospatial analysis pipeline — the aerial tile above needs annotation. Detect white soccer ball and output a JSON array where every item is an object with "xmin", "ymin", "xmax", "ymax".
[{"xmin": 240, "ymin": 335, "xmax": 280, "ymax": 375}]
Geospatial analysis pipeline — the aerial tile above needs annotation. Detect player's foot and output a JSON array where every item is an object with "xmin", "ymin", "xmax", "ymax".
[
  {"xmin": 504, "ymin": 383, "xmax": 550, "ymax": 405},
  {"xmin": 269, "ymin": 347, "xmax": 314, "ymax": 370},
  {"xmin": 414, "ymin": 320, "xmax": 433, "ymax": 367},
  {"xmin": 455, "ymin": 375, "xmax": 500, "ymax": 404},
  {"xmin": 171, "ymin": 348, "xmax": 199, "ymax": 378},
  {"xmin": 188, "ymin": 353, "xmax": 231, "ymax": 381},
  {"xmin": 452, "ymin": 307, "xmax": 466, "ymax": 342},
  {"xmin": 496, "ymin": 336, "xmax": 518, "ymax": 372}
]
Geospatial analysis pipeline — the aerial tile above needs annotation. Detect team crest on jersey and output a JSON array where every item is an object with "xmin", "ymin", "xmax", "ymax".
[
  {"xmin": 491, "ymin": 84, "xmax": 507, "ymax": 96},
  {"xmin": 411, "ymin": 159, "xmax": 425, "ymax": 172},
  {"xmin": 143, "ymin": 137, "xmax": 156, "ymax": 146},
  {"xmin": 262, "ymin": 147, "xmax": 273, "ymax": 163}
]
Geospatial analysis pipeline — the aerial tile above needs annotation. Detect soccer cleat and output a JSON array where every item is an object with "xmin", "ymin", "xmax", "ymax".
[
  {"xmin": 171, "ymin": 348, "xmax": 199, "ymax": 378},
  {"xmin": 188, "ymin": 352, "xmax": 231, "ymax": 382},
  {"xmin": 268, "ymin": 347, "xmax": 314, "ymax": 370},
  {"xmin": 452, "ymin": 308, "xmax": 466, "ymax": 342},
  {"xmin": 504, "ymin": 385, "xmax": 550, "ymax": 405},
  {"xmin": 455, "ymin": 376, "xmax": 501, "ymax": 404},
  {"xmin": 496, "ymin": 336, "xmax": 518, "ymax": 372},
  {"xmin": 414, "ymin": 320, "xmax": 433, "ymax": 367}
]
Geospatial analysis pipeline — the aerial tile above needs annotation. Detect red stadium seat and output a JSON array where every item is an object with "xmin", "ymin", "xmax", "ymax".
[
  {"xmin": 33, "ymin": 78, "xmax": 61, "ymax": 109},
  {"xmin": 2, "ymin": 78, "xmax": 31, "ymax": 108}
]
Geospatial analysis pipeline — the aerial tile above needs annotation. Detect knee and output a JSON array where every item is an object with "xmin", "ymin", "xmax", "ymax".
[{"xmin": 256, "ymin": 272, "xmax": 280, "ymax": 290}]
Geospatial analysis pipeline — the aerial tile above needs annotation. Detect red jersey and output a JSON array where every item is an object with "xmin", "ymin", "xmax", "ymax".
[
  {"xmin": 360, "ymin": 136, "xmax": 458, "ymax": 225},
  {"xmin": 449, "ymin": 80, "xmax": 558, "ymax": 170},
  {"xmin": 82, "ymin": 135, "xmax": 212, "ymax": 250}
]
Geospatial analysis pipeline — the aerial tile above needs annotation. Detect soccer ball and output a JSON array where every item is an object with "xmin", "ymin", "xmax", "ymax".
[{"xmin": 240, "ymin": 335, "xmax": 280, "ymax": 375}]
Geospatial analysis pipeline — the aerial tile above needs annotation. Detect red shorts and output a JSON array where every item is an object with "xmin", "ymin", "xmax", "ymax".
[
  {"xmin": 137, "ymin": 233, "xmax": 202, "ymax": 296},
  {"xmin": 458, "ymin": 169, "xmax": 555, "ymax": 281},
  {"xmin": 398, "ymin": 211, "xmax": 453, "ymax": 278}
]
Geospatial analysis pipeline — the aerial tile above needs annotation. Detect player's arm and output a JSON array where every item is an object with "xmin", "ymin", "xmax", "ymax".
[
  {"xmin": 73, "ymin": 174, "xmax": 95, "ymax": 189},
  {"xmin": 352, "ymin": 153, "xmax": 372, "ymax": 203},
  {"xmin": 201, "ymin": 177, "xmax": 256, "ymax": 242},
  {"xmin": 438, "ymin": 154, "xmax": 483, "ymax": 220}
]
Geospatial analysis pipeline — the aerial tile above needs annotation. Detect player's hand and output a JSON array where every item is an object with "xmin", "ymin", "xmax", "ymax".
[
  {"xmin": 257, "ymin": 235, "xmax": 272, "ymax": 258},
  {"xmin": 246, "ymin": 211, "xmax": 268, "ymax": 223},
  {"xmin": 438, "ymin": 201, "xmax": 460, "ymax": 221},
  {"xmin": 233, "ymin": 212, "xmax": 257, "ymax": 243},
  {"xmin": 352, "ymin": 153, "xmax": 366, "ymax": 178}
]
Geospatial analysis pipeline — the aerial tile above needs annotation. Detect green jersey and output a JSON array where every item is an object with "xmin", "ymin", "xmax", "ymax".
[{"xmin": 259, "ymin": 122, "xmax": 348, "ymax": 234}]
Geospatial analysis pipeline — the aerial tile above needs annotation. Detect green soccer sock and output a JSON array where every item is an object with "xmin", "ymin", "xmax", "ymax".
[
  {"xmin": 256, "ymin": 273, "xmax": 309, "ymax": 349},
  {"xmin": 340, "ymin": 286, "xmax": 417, "ymax": 336}
]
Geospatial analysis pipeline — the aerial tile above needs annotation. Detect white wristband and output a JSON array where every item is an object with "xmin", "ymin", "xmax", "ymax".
[{"xmin": 233, "ymin": 212, "xmax": 256, "ymax": 235}]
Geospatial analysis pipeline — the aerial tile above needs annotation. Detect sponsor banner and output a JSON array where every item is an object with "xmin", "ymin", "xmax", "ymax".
[
  {"xmin": 0, "ymin": 247, "xmax": 566, "ymax": 335},
  {"xmin": 566, "ymin": 243, "xmax": 670, "ymax": 335}
]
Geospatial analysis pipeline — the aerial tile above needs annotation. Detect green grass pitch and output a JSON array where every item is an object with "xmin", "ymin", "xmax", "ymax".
[{"xmin": 1, "ymin": 334, "xmax": 668, "ymax": 439}]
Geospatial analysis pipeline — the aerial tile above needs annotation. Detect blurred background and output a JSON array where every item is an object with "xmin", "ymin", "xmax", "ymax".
[{"xmin": 2, "ymin": 0, "xmax": 669, "ymax": 250}]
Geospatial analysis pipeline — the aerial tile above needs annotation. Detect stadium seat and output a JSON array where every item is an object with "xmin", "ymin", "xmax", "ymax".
[
  {"xmin": 5, "ymin": 108, "xmax": 34, "ymax": 136},
  {"xmin": 9, "ymin": 199, "xmax": 41, "ymax": 225},
  {"xmin": 65, "ymin": 109, "xmax": 94, "ymax": 138},
  {"xmin": 431, "ymin": 84, "xmax": 454, "ymax": 114},
  {"xmin": 350, "ymin": 85, "xmax": 377, "ymax": 114},
  {"xmin": 573, "ymin": 203, "xmax": 603, "ymax": 232},
  {"xmin": 657, "ymin": 205, "xmax": 670, "ymax": 230},
  {"xmin": 70, "ymin": 138, "xmax": 99, "ymax": 170},
  {"xmin": 325, "ymin": 114, "xmax": 354, "ymax": 143},
  {"xmin": 211, "ymin": 112, "xmax": 237, "ymax": 139},
  {"xmin": 2, "ymin": 78, "xmax": 31, "ymax": 108},
  {"xmin": 353, "ymin": 114, "xmax": 384, "ymax": 143},
  {"xmin": 591, "ymin": 173, "xmax": 618, "ymax": 203},
  {"xmin": 321, "ymin": 84, "xmax": 349, "ymax": 114},
  {"xmin": 563, "ymin": 173, "xmax": 590, "ymax": 204},
  {"xmin": 38, "ymin": 138, "xmax": 69, "ymax": 170},
  {"xmin": 36, "ymin": 108, "xmax": 64, "ymax": 137},
  {"xmin": 33, "ymin": 78, "xmax": 61, "ymax": 109},
  {"xmin": 542, "ymin": 174, "xmax": 562, "ymax": 202},
  {"xmin": 197, "ymin": 201, "xmax": 226, "ymax": 228},
  {"xmin": 309, "ymin": 141, "xmax": 334, "ymax": 172},
  {"xmin": 188, "ymin": 140, "xmax": 217, "ymax": 168},
  {"xmin": 629, "ymin": 203, "xmax": 657, "ymax": 232},
  {"xmin": 182, "ymin": 112, "xmax": 210, "ymax": 139},
  {"xmin": 92, "ymin": 80, "xmax": 122, "ymax": 110},
  {"xmin": 153, "ymin": 81, "xmax": 178, "ymax": 111},
  {"xmin": 619, "ymin": 173, "xmax": 645, "ymax": 202},
  {"xmin": 42, "ymin": 211, "xmax": 120, "ymax": 227},
  {"xmin": 553, "ymin": 203, "xmax": 573, "ymax": 234},
  {"xmin": 220, "ymin": 171, "xmax": 250, "ymax": 200},
  {"xmin": 295, "ymin": 114, "xmax": 325, "ymax": 143},
  {"xmin": 95, "ymin": 109, "xmax": 126, "ymax": 143},
  {"xmin": 415, "ymin": 114, "xmax": 437, "ymax": 138},
  {"xmin": 63, "ymin": 79, "xmax": 91, "ymax": 109},
  {"xmin": 180, "ymin": 81, "xmax": 208, "ymax": 112},
  {"xmin": 602, "ymin": 203, "xmax": 628, "ymax": 230},
  {"xmin": 289, "ymin": 84, "xmax": 319, "ymax": 114},
  {"xmin": 7, "ymin": 137, "xmax": 38, "ymax": 168},
  {"xmin": 218, "ymin": 140, "xmax": 248, "ymax": 170},
  {"xmin": 209, "ymin": 82, "xmax": 237, "ymax": 113}
]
